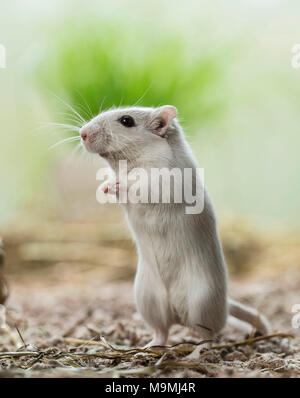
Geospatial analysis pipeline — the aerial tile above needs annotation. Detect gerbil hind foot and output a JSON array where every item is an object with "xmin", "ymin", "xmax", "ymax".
[
  {"xmin": 185, "ymin": 340, "xmax": 212, "ymax": 360},
  {"xmin": 143, "ymin": 328, "xmax": 169, "ymax": 349},
  {"xmin": 0, "ymin": 305, "xmax": 22, "ymax": 347},
  {"xmin": 185, "ymin": 327, "xmax": 215, "ymax": 360}
]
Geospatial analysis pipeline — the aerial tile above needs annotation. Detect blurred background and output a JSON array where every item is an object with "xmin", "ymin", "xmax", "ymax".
[{"xmin": 0, "ymin": 0, "xmax": 299, "ymax": 377}]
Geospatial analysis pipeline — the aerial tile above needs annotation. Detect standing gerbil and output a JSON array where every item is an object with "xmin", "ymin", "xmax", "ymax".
[{"xmin": 80, "ymin": 105, "xmax": 270, "ymax": 347}]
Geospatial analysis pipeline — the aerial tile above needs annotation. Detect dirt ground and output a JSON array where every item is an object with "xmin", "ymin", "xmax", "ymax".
[{"xmin": 0, "ymin": 210, "xmax": 300, "ymax": 378}]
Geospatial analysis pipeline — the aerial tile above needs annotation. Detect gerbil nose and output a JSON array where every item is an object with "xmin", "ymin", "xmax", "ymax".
[{"xmin": 80, "ymin": 130, "xmax": 87, "ymax": 141}]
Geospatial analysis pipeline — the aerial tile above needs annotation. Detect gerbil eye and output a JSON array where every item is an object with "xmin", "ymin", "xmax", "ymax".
[{"xmin": 119, "ymin": 115, "xmax": 135, "ymax": 128}]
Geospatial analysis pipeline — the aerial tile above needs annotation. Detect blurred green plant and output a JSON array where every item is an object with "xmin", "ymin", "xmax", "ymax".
[{"xmin": 36, "ymin": 17, "xmax": 229, "ymax": 129}]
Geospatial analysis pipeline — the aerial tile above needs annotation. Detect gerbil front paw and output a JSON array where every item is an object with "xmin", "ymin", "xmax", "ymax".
[{"xmin": 100, "ymin": 180, "xmax": 120, "ymax": 195}]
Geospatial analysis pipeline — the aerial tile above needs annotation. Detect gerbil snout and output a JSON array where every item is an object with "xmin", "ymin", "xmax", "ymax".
[
  {"xmin": 80, "ymin": 123, "xmax": 104, "ymax": 154},
  {"xmin": 80, "ymin": 130, "xmax": 87, "ymax": 141},
  {"xmin": 80, "ymin": 126, "xmax": 99, "ymax": 143}
]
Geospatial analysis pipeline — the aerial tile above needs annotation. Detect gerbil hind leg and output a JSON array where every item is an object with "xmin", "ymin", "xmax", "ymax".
[
  {"xmin": 184, "ymin": 286, "xmax": 227, "ymax": 359},
  {"xmin": 134, "ymin": 264, "xmax": 171, "ymax": 349}
]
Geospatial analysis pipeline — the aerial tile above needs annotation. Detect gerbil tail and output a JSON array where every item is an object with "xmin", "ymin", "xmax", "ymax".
[{"xmin": 228, "ymin": 298, "xmax": 271, "ymax": 335}]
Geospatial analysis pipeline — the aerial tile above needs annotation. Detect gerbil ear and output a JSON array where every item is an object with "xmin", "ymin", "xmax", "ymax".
[{"xmin": 148, "ymin": 105, "xmax": 177, "ymax": 137}]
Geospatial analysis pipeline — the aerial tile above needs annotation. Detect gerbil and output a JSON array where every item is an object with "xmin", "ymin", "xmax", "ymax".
[{"xmin": 80, "ymin": 105, "xmax": 270, "ymax": 347}]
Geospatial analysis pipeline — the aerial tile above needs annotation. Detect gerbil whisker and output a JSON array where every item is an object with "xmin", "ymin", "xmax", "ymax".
[
  {"xmin": 48, "ymin": 136, "xmax": 81, "ymax": 150},
  {"xmin": 49, "ymin": 92, "xmax": 87, "ymax": 124},
  {"xmin": 118, "ymin": 92, "xmax": 124, "ymax": 108},
  {"xmin": 57, "ymin": 112, "xmax": 84, "ymax": 127},
  {"xmin": 75, "ymin": 90, "xmax": 94, "ymax": 119},
  {"xmin": 76, "ymin": 103, "xmax": 93, "ymax": 121},
  {"xmin": 66, "ymin": 142, "xmax": 84, "ymax": 165},
  {"xmin": 41, "ymin": 122, "xmax": 81, "ymax": 134},
  {"xmin": 132, "ymin": 84, "xmax": 152, "ymax": 107},
  {"xmin": 98, "ymin": 97, "xmax": 107, "ymax": 114},
  {"xmin": 80, "ymin": 148, "xmax": 98, "ymax": 167}
]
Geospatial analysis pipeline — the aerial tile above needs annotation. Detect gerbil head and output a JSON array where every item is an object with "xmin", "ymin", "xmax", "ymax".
[{"xmin": 80, "ymin": 105, "xmax": 178, "ymax": 161}]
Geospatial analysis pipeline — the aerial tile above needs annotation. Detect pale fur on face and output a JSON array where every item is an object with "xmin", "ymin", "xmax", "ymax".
[{"xmin": 80, "ymin": 106, "xmax": 178, "ymax": 167}]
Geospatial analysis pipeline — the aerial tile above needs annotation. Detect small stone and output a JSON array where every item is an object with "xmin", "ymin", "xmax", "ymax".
[
  {"xmin": 225, "ymin": 351, "xmax": 248, "ymax": 362},
  {"xmin": 201, "ymin": 351, "xmax": 221, "ymax": 363},
  {"xmin": 219, "ymin": 348, "xmax": 229, "ymax": 359}
]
